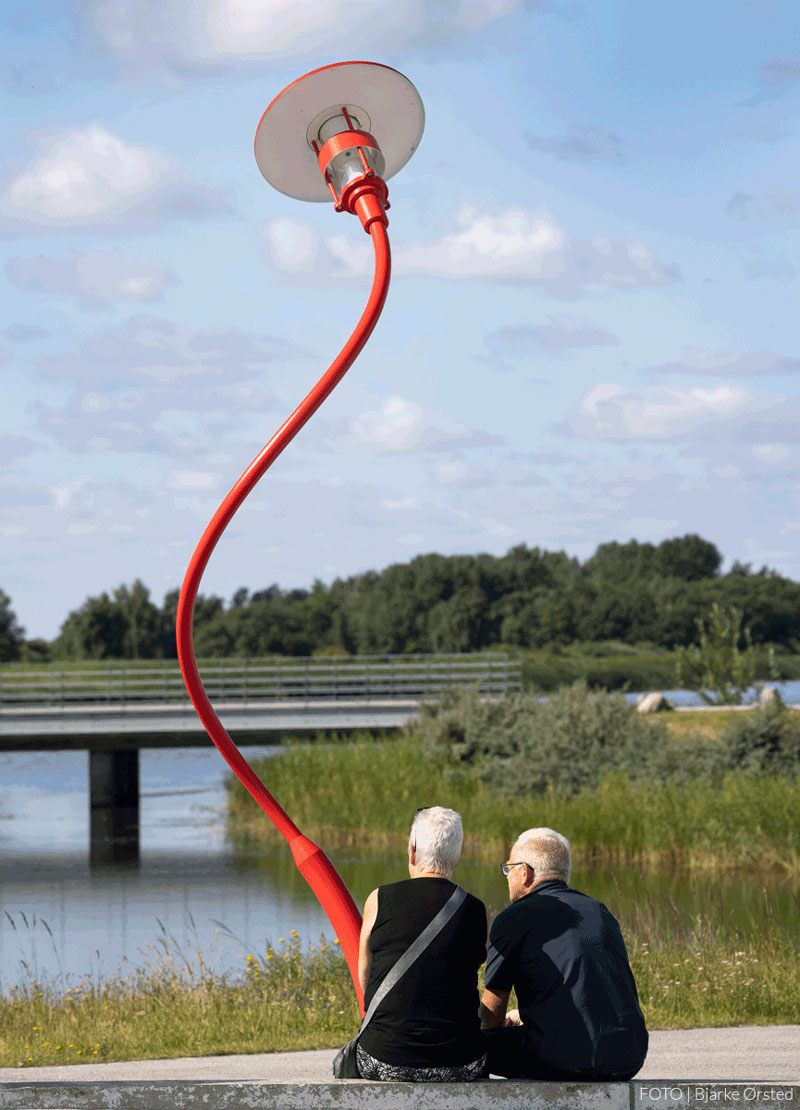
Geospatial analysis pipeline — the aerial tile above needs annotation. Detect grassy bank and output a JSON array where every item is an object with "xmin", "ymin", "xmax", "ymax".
[
  {"xmin": 0, "ymin": 930, "xmax": 358, "ymax": 1068},
  {"xmin": 516, "ymin": 641, "xmax": 800, "ymax": 693},
  {"xmin": 226, "ymin": 735, "xmax": 800, "ymax": 873},
  {"xmin": 2, "ymin": 893, "xmax": 798, "ymax": 1067}
]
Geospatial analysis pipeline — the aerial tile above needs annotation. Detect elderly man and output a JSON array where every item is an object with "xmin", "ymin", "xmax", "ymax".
[{"xmin": 480, "ymin": 827, "xmax": 648, "ymax": 1081}]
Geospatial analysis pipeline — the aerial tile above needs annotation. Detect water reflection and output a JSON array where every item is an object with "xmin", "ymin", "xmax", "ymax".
[
  {"xmin": 239, "ymin": 844, "xmax": 800, "ymax": 942},
  {"xmin": 1, "ymin": 746, "xmax": 797, "ymax": 992}
]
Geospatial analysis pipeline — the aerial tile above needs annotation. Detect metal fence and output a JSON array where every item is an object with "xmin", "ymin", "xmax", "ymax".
[{"xmin": 0, "ymin": 654, "xmax": 522, "ymax": 707}]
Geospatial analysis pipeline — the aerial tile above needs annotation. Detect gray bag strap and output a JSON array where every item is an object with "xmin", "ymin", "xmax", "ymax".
[{"xmin": 358, "ymin": 885, "xmax": 467, "ymax": 1035}]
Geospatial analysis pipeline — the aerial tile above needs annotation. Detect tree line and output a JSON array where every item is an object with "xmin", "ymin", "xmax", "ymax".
[{"xmin": 3, "ymin": 533, "xmax": 800, "ymax": 663}]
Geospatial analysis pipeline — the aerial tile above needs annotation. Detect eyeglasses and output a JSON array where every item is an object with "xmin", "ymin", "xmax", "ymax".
[{"xmin": 500, "ymin": 861, "xmax": 529, "ymax": 877}]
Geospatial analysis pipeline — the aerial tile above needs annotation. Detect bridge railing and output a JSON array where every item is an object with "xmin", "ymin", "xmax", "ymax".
[{"xmin": 0, "ymin": 654, "xmax": 522, "ymax": 707}]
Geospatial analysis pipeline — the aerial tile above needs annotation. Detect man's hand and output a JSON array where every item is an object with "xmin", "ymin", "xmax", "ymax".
[
  {"xmin": 504, "ymin": 1008, "xmax": 522, "ymax": 1026},
  {"xmin": 480, "ymin": 987, "xmax": 511, "ymax": 1029}
]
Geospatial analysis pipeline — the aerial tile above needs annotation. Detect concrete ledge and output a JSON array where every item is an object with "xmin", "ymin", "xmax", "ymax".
[
  {"xmin": 0, "ymin": 1079, "xmax": 627, "ymax": 1110},
  {"xmin": 2, "ymin": 1082, "xmax": 799, "ymax": 1110}
]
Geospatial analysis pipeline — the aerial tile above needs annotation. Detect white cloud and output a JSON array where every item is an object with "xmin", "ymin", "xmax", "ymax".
[
  {"xmin": 432, "ymin": 459, "xmax": 473, "ymax": 485},
  {"xmin": 348, "ymin": 395, "xmax": 503, "ymax": 454},
  {"xmin": 750, "ymin": 444, "xmax": 791, "ymax": 463},
  {"xmin": 0, "ymin": 125, "xmax": 228, "ymax": 232},
  {"xmin": 725, "ymin": 187, "xmax": 800, "ymax": 224},
  {"xmin": 2, "ymin": 324, "xmax": 51, "ymax": 342},
  {"xmin": 626, "ymin": 516, "xmax": 680, "ymax": 538},
  {"xmin": 34, "ymin": 316, "xmax": 302, "ymax": 456},
  {"xmin": 353, "ymin": 396, "xmax": 425, "ymax": 452},
  {"xmin": 428, "ymin": 455, "xmax": 547, "ymax": 490},
  {"xmin": 6, "ymin": 251, "xmax": 177, "ymax": 309},
  {"xmin": 167, "ymin": 470, "xmax": 219, "ymax": 490},
  {"xmin": 743, "ymin": 254, "xmax": 796, "ymax": 281},
  {"xmin": 378, "ymin": 496, "xmax": 419, "ymax": 511},
  {"xmin": 480, "ymin": 516, "xmax": 517, "ymax": 537},
  {"xmin": 395, "ymin": 206, "xmax": 566, "ymax": 280},
  {"xmin": 564, "ymin": 382, "xmax": 800, "ymax": 444},
  {"xmin": 485, "ymin": 317, "xmax": 618, "ymax": 359},
  {"xmin": 266, "ymin": 219, "xmax": 320, "ymax": 274},
  {"xmin": 84, "ymin": 0, "xmax": 524, "ymax": 72},
  {"xmin": 649, "ymin": 347, "xmax": 800, "ymax": 378},
  {"xmin": 525, "ymin": 124, "xmax": 625, "ymax": 163},
  {"xmin": 759, "ymin": 58, "xmax": 800, "ymax": 87},
  {"xmin": 38, "ymin": 314, "xmax": 300, "ymax": 390},
  {"xmin": 0, "ymin": 435, "xmax": 36, "ymax": 465},
  {"xmin": 265, "ymin": 206, "xmax": 679, "ymax": 296}
]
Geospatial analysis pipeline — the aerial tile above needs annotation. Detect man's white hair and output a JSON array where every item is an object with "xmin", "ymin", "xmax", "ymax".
[
  {"xmin": 410, "ymin": 806, "xmax": 463, "ymax": 876},
  {"xmin": 512, "ymin": 827, "xmax": 571, "ymax": 882}
]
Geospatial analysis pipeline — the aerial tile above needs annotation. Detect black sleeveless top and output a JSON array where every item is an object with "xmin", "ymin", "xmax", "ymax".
[{"xmin": 359, "ymin": 877, "xmax": 487, "ymax": 1067}]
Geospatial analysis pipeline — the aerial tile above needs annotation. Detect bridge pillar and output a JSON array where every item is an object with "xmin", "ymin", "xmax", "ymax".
[{"xmin": 89, "ymin": 749, "xmax": 140, "ymax": 866}]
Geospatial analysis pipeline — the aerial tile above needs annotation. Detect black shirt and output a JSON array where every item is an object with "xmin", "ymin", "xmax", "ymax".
[
  {"xmin": 485, "ymin": 880, "xmax": 648, "ymax": 1073},
  {"xmin": 359, "ymin": 877, "xmax": 487, "ymax": 1067}
]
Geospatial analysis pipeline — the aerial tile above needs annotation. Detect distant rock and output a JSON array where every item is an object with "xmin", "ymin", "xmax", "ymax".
[
  {"xmin": 758, "ymin": 685, "xmax": 783, "ymax": 707},
  {"xmin": 637, "ymin": 692, "xmax": 675, "ymax": 714}
]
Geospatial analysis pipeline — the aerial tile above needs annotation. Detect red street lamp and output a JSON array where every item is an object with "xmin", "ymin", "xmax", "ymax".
[{"xmin": 176, "ymin": 62, "xmax": 425, "ymax": 1012}]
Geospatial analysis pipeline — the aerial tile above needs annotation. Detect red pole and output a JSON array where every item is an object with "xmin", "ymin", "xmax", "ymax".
[{"xmin": 176, "ymin": 221, "xmax": 391, "ymax": 1012}]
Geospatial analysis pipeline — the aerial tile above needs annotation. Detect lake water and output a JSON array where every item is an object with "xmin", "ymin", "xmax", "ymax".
[
  {"xmin": 1, "ymin": 743, "xmax": 798, "ymax": 992},
  {"xmin": 624, "ymin": 680, "xmax": 800, "ymax": 707}
]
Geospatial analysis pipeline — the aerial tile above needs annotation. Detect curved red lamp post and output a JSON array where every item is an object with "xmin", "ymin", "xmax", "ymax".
[{"xmin": 176, "ymin": 62, "xmax": 425, "ymax": 1012}]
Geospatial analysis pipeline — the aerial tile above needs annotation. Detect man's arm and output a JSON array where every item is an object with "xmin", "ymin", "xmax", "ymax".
[
  {"xmin": 480, "ymin": 986, "xmax": 511, "ymax": 1028},
  {"xmin": 358, "ymin": 889, "xmax": 379, "ymax": 992}
]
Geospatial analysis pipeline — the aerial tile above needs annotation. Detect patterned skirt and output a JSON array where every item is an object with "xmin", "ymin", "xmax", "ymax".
[{"xmin": 356, "ymin": 1043, "xmax": 488, "ymax": 1082}]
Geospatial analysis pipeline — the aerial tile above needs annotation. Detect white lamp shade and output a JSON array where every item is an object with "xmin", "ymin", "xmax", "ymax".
[{"xmin": 254, "ymin": 61, "xmax": 425, "ymax": 202}]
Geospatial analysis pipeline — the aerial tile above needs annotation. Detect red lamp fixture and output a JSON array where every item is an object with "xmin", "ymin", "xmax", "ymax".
[
  {"xmin": 254, "ymin": 61, "xmax": 424, "ymax": 231},
  {"xmin": 176, "ymin": 62, "xmax": 424, "ymax": 1012}
]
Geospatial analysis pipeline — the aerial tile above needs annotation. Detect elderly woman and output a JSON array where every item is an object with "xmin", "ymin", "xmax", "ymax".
[{"xmin": 355, "ymin": 806, "xmax": 488, "ymax": 1082}]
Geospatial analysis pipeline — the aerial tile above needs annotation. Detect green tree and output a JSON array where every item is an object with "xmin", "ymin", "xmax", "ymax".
[
  {"xmin": 0, "ymin": 589, "xmax": 25, "ymax": 662},
  {"xmin": 112, "ymin": 580, "xmax": 162, "ymax": 658},
  {"xmin": 56, "ymin": 591, "xmax": 126, "ymax": 658},
  {"xmin": 57, "ymin": 580, "xmax": 167, "ymax": 658},
  {"xmin": 583, "ymin": 539, "xmax": 659, "ymax": 583},
  {"xmin": 654, "ymin": 534, "xmax": 722, "ymax": 581},
  {"xmin": 674, "ymin": 603, "xmax": 764, "ymax": 705},
  {"xmin": 20, "ymin": 638, "xmax": 52, "ymax": 663},
  {"xmin": 428, "ymin": 588, "xmax": 487, "ymax": 652}
]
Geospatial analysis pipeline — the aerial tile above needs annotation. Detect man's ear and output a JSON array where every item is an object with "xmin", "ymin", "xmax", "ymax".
[{"xmin": 408, "ymin": 842, "xmax": 416, "ymax": 866}]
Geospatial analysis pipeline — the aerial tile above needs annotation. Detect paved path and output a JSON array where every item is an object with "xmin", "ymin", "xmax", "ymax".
[{"xmin": 1, "ymin": 1026, "xmax": 798, "ymax": 1083}]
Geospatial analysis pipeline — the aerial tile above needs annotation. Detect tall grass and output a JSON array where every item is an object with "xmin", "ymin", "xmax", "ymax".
[
  {"xmin": 227, "ymin": 736, "xmax": 800, "ymax": 873},
  {"xmin": 0, "ymin": 918, "xmax": 359, "ymax": 1068},
  {"xmin": 627, "ymin": 884, "xmax": 800, "ymax": 1028},
  {"xmin": 2, "ymin": 888, "xmax": 798, "ymax": 1066}
]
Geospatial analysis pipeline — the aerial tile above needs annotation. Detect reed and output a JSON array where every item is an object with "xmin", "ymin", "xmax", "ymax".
[
  {"xmin": 2, "ymin": 891, "xmax": 798, "ymax": 1067},
  {"xmin": 0, "ymin": 919, "xmax": 359, "ymax": 1068},
  {"xmin": 626, "ymin": 884, "xmax": 800, "ymax": 1028},
  {"xmin": 227, "ymin": 736, "xmax": 800, "ymax": 873}
]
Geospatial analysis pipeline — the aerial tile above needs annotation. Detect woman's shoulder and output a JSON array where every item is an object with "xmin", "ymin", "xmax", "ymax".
[
  {"xmin": 376, "ymin": 878, "xmax": 484, "ymax": 899},
  {"xmin": 374, "ymin": 878, "xmax": 486, "ymax": 912},
  {"xmin": 462, "ymin": 888, "xmax": 488, "ymax": 922}
]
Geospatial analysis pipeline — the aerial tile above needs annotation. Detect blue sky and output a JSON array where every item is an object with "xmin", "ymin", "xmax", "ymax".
[{"xmin": 2, "ymin": 0, "xmax": 799, "ymax": 640}]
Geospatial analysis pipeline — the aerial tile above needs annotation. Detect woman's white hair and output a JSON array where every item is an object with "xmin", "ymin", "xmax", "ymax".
[
  {"xmin": 512, "ymin": 827, "xmax": 571, "ymax": 882},
  {"xmin": 409, "ymin": 807, "xmax": 463, "ymax": 876}
]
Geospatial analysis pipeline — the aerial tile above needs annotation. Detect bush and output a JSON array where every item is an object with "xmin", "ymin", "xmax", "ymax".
[
  {"xmin": 718, "ymin": 703, "xmax": 800, "ymax": 776},
  {"xmin": 416, "ymin": 682, "xmax": 714, "ymax": 797}
]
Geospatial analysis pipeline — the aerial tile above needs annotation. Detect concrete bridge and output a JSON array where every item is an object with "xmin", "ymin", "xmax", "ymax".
[{"xmin": 0, "ymin": 654, "xmax": 520, "ymax": 866}]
